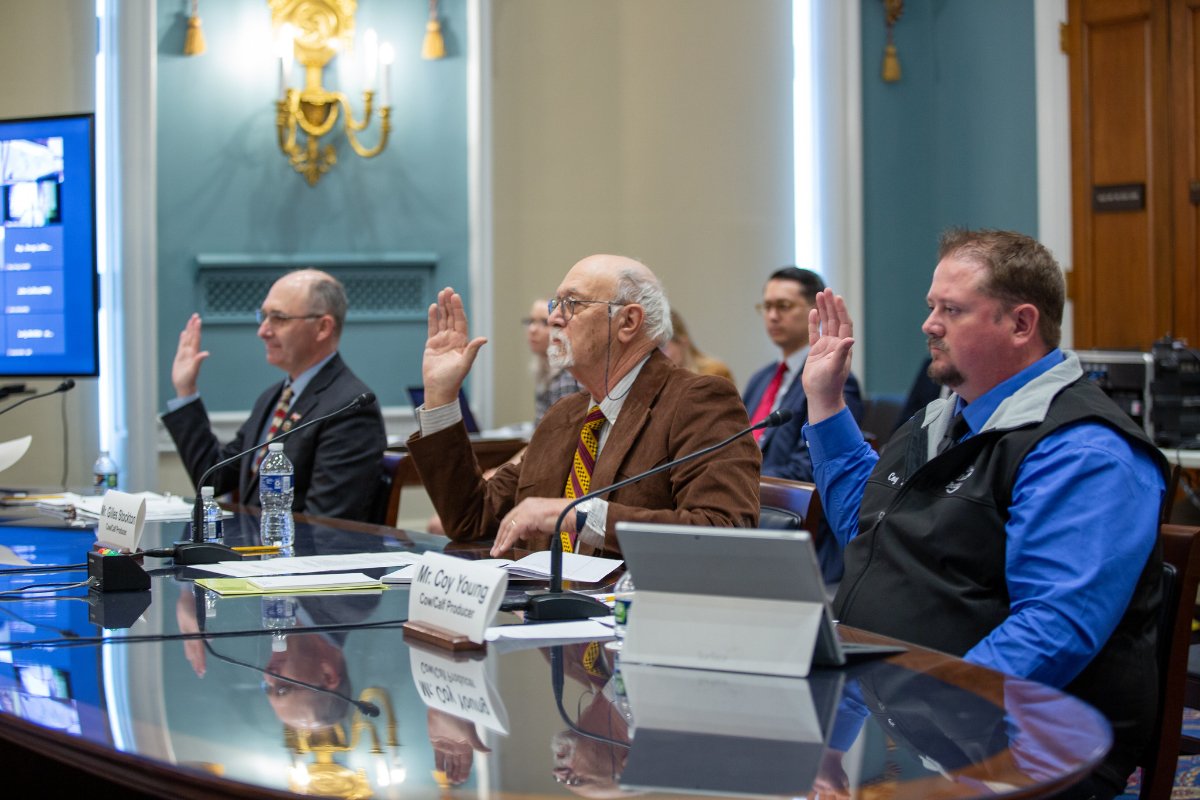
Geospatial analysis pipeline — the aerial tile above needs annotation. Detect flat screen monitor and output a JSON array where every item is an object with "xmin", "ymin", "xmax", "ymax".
[{"xmin": 0, "ymin": 113, "xmax": 98, "ymax": 377}]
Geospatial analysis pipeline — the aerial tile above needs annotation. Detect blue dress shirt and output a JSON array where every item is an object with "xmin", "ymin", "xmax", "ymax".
[{"xmin": 804, "ymin": 350, "xmax": 1164, "ymax": 688}]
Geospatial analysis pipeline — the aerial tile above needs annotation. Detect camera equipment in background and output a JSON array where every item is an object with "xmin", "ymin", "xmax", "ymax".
[
  {"xmin": 1150, "ymin": 337, "xmax": 1200, "ymax": 448},
  {"xmin": 1076, "ymin": 349, "xmax": 1155, "ymax": 438}
]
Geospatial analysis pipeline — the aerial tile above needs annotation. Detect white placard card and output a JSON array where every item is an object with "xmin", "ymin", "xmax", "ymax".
[
  {"xmin": 408, "ymin": 552, "xmax": 508, "ymax": 644},
  {"xmin": 408, "ymin": 644, "xmax": 510, "ymax": 735},
  {"xmin": 96, "ymin": 490, "xmax": 147, "ymax": 553}
]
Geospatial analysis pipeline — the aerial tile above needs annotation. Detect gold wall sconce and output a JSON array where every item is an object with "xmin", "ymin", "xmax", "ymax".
[
  {"xmin": 881, "ymin": 0, "xmax": 904, "ymax": 83},
  {"xmin": 284, "ymin": 687, "xmax": 405, "ymax": 798},
  {"xmin": 270, "ymin": 0, "xmax": 393, "ymax": 186}
]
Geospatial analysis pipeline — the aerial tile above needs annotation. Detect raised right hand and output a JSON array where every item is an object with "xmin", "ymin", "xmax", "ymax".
[
  {"xmin": 171, "ymin": 313, "xmax": 210, "ymax": 398},
  {"xmin": 423, "ymin": 287, "xmax": 488, "ymax": 408},
  {"xmin": 801, "ymin": 289, "xmax": 856, "ymax": 424}
]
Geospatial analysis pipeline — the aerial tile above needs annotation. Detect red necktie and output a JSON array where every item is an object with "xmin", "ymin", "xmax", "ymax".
[
  {"xmin": 561, "ymin": 405, "xmax": 606, "ymax": 553},
  {"xmin": 253, "ymin": 385, "xmax": 294, "ymax": 472},
  {"xmin": 750, "ymin": 362, "xmax": 787, "ymax": 443}
]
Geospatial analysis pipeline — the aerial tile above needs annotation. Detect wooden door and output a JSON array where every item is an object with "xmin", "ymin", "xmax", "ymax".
[
  {"xmin": 1172, "ymin": 0, "xmax": 1200, "ymax": 347},
  {"xmin": 1068, "ymin": 0, "xmax": 1174, "ymax": 349}
]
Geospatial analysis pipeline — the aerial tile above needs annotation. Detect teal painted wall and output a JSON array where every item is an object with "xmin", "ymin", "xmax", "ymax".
[
  {"xmin": 156, "ymin": 0, "xmax": 468, "ymax": 410},
  {"xmin": 860, "ymin": 0, "xmax": 1038, "ymax": 396}
]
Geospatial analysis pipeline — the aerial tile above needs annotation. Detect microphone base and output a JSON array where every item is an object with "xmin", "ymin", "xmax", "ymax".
[
  {"xmin": 171, "ymin": 541, "xmax": 242, "ymax": 565},
  {"xmin": 524, "ymin": 589, "xmax": 610, "ymax": 621}
]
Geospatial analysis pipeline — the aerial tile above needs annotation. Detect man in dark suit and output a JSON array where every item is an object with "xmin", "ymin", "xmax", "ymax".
[
  {"xmin": 743, "ymin": 267, "xmax": 862, "ymax": 582},
  {"xmin": 162, "ymin": 269, "xmax": 385, "ymax": 522},
  {"xmin": 407, "ymin": 254, "xmax": 760, "ymax": 556}
]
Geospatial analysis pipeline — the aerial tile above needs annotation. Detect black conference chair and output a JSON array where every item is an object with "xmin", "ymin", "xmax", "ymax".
[
  {"xmin": 372, "ymin": 450, "xmax": 411, "ymax": 527},
  {"xmin": 758, "ymin": 476, "xmax": 819, "ymax": 534},
  {"xmin": 1140, "ymin": 524, "xmax": 1200, "ymax": 800}
]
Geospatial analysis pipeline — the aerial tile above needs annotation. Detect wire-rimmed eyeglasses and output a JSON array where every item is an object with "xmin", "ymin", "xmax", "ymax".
[
  {"xmin": 547, "ymin": 297, "xmax": 626, "ymax": 322},
  {"xmin": 255, "ymin": 309, "xmax": 323, "ymax": 326}
]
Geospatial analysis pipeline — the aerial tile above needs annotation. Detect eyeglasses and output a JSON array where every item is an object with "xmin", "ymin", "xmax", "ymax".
[
  {"xmin": 547, "ymin": 297, "xmax": 626, "ymax": 322},
  {"xmin": 521, "ymin": 317, "xmax": 550, "ymax": 327},
  {"xmin": 754, "ymin": 300, "xmax": 801, "ymax": 315},
  {"xmin": 255, "ymin": 309, "xmax": 323, "ymax": 326}
]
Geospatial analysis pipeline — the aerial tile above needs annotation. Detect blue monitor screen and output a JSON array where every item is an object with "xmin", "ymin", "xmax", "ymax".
[{"xmin": 0, "ymin": 113, "xmax": 98, "ymax": 377}]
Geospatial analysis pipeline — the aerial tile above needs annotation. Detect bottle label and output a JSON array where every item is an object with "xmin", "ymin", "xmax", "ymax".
[
  {"xmin": 260, "ymin": 474, "xmax": 293, "ymax": 493},
  {"xmin": 93, "ymin": 473, "xmax": 117, "ymax": 491},
  {"xmin": 614, "ymin": 597, "xmax": 632, "ymax": 628}
]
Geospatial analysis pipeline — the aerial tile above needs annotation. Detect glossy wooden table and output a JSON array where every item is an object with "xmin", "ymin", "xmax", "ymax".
[{"xmin": 0, "ymin": 508, "xmax": 1110, "ymax": 799}]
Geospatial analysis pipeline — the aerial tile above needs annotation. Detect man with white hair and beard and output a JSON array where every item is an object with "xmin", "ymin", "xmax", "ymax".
[{"xmin": 406, "ymin": 254, "xmax": 760, "ymax": 556}]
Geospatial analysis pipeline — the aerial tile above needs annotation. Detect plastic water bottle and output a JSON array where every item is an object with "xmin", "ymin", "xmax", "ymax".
[
  {"xmin": 258, "ymin": 442, "xmax": 295, "ymax": 548},
  {"xmin": 262, "ymin": 596, "xmax": 298, "ymax": 652},
  {"xmin": 92, "ymin": 450, "xmax": 118, "ymax": 495},
  {"xmin": 200, "ymin": 486, "xmax": 223, "ymax": 541},
  {"xmin": 612, "ymin": 570, "xmax": 635, "ymax": 642}
]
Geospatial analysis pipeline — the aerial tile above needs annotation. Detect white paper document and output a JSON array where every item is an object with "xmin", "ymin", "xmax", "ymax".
[
  {"xmin": 248, "ymin": 572, "xmax": 383, "ymax": 591},
  {"xmin": 193, "ymin": 551, "xmax": 423, "ymax": 577},
  {"xmin": 485, "ymin": 617, "xmax": 614, "ymax": 641}
]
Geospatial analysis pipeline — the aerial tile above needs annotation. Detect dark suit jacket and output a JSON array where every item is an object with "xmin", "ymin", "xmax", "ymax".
[
  {"xmin": 742, "ymin": 361, "xmax": 864, "ymax": 482},
  {"xmin": 162, "ymin": 353, "xmax": 386, "ymax": 522},
  {"xmin": 408, "ymin": 349, "xmax": 761, "ymax": 554},
  {"xmin": 743, "ymin": 360, "xmax": 863, "ymax": 585}
]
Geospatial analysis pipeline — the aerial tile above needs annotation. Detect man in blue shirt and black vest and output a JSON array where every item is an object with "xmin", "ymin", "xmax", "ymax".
[{"xmin": 801, "ymin": 228, "xmax": 1168, "ymax": 800}]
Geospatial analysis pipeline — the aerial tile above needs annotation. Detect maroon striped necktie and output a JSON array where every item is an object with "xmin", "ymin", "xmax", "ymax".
[
  {"xmin": 253, "ymin": 386, "xmax": 294, "ymax": 473},
  {"xmin": 560, "ymin": 405, "xmax": 606, "ymax": 553}
]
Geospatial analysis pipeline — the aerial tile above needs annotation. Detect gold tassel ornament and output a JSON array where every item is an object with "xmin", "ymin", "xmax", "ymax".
[
  {"xmin": 422, "ymin": 0, "xmax": 446, "ymax": 60},
  {"xmin": 184, "ymin": 0, "xmax": 206, "ymax": 56},
  {"xmin": 881, "ymin": 0, "xmax": 903, "ymax": 83}
]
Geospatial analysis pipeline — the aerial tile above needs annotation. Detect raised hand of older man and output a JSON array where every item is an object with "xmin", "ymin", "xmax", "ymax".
[{"xmin": 423, "ymin": 287, "xmax": 488, "ymax": 409}]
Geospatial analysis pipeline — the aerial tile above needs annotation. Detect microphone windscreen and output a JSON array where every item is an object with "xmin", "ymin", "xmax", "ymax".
[
  {"xmin": 59, "ymin": 378, "xmax": 76, "ymax": 392},
  {"xmin": 768, "ymin": 408, "xmax": 794, "ymax": 426},
  {"xmin": 356, "ymin": 391, "xmax": 376, "ymax": 408}
]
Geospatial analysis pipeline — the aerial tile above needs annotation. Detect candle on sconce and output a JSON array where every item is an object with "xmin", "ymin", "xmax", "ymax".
[
  {"xmin": 362, "ymin": 28, "xmax": 378, "ymax": 92},
  {"xmin": 379, "ymin": 43, "xmax": 394, "ymax": 106},
  {"xmin": 275, "ymin": 24, "xmax": 295, "ymax": 100}
]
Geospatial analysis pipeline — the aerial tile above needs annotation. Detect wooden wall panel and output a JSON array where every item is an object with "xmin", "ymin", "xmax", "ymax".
[
  {"xmin": 1069, "ymin": 0, "xmax": 1173, "ymax": 349},
  {"xmin": 1172, "ymin": 0, "xmax": 1200, "ymax": 347}
]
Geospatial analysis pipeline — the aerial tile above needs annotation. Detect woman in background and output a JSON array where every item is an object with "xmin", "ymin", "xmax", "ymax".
[
  {"xmin": 663, "ymin": 309, "xmax": 735, "ymax": 382},
  {"xmin": 527, "ymin": 298, "xmax": 582, "ymax": 423}
]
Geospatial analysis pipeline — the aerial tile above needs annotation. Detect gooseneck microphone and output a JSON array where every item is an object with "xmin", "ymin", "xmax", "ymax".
[
  {"xmin": 160, "ymin": 391, "xmax": 377, "ymax": 566},
  {"xmin": 0, "ymin": 379, "xmax": 75, "ymax": 416},
  {"xmin": 524, "ymin": 408, "xmax": 794, "ymax": 621}
]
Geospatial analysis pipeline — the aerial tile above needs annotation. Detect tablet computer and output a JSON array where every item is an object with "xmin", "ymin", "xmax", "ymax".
[{"xmin": 615, "ymin": 523, "xmax": 905, "ymax": 673}]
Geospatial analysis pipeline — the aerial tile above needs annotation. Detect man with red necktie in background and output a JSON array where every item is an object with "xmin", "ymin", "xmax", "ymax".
[{"xmin": 743, "ymin": 266, "xmax": 863, "ymax": 582}]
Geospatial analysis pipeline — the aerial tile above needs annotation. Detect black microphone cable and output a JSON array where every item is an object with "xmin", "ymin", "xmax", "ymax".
[
  {"xmin": 0, "ymin": 563, "xmax": 88, "ymax": 575},
  {"xmin": 0, "ymin": 378, "xmax": 75, "ymax": 416}
]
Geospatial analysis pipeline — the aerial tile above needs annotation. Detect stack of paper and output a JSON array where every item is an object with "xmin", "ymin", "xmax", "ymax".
[
  {"xmin": 36, "ymin": 491, "xmax": 223, "ymax": 522},
  {"xmin": 197, "ymin": 573, "xmax": 384, "ymax": 596}
]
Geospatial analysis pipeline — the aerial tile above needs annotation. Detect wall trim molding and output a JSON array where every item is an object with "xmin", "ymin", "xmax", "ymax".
[{"xmin": 1034, "ymin": 0, "xmax": 1073, "ymax": 347}]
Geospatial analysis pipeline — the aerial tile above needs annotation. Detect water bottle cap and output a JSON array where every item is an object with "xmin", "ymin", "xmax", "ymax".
[
  {"xmin": 268, "ymin": 442, "xmax": 284, "ymax": 452},
  {"xmin": 272, "ymin": 634, "xmax": 288, "ymax": 652},
  {"xmin": 201, "ymin": 486, "xmax": 214, "ymax": 498}
]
